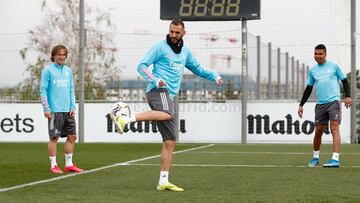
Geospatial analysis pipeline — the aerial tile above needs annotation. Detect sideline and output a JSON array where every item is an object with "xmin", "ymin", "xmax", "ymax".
[
  {"xmin": 132, "ymin": 163, "xmax": 360, "ymax": 168},
  {"xmin": 187, "ymin": 151, "xmax": 360, "ymax": 155}
]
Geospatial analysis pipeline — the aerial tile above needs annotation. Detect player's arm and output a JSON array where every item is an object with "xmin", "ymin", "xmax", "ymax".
[
  {"xmin": 185, "ymin": 51, "xmax": 222, "ymax": 85},
  {"xmin": 40, "ymin": 69, "xmax": 51, "ymax": 118},
  {"xmin": 298, "ymin": 69, "xmax": 315, "ymax": 118},
  {"xmin": 137, "ymin": 44, "xmax": 165, "ymax": 88},
  {"xmin": 298, "ymin": 85, "xmax": 313, "ymax": 118},
  {"xmin": 335, "ymin": 64, "xmax": 352, "ymax": 108},
  {"xmin": 341, "ymin": 78, "xmax": 352, "ymax": 108},
  {"xmin": 299, "ymin": 85, "xmax": 313, "ymax": 106},
  {"xmin": 69, "ymin": 69, "xmax": 76, "ymax": 117}
]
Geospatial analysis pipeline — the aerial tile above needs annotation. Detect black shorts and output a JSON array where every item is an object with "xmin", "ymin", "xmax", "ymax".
[
  {"xmin": 146, "ymin": 88, "xmax": 176, "ymax": 142},
  {"xmin": 315, "ymin": 100, "xmax": 342, "ymax": 125},
  {"xmin": 48, "ymin": 112, "xmax": 76, "ymax": 139}
]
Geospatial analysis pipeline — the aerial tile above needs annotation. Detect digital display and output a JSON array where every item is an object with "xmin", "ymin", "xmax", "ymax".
[{"xmin": 160, "ymin": 0, "xmax": 260, "ymax": 21}]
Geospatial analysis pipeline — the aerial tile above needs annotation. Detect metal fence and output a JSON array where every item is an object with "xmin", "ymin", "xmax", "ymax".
[
  {"xmin": 104, "ymin": 32, "xmax": 311, "ymax": 102},
  {"xmin": 0, "ymin": 32, "xmax": 311, "ymax": 102}
]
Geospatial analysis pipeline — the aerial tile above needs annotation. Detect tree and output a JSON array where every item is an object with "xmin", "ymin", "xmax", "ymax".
[
  {"xmin": 224, "ymin": 79, "xmax": 239, "ymax": 99},
  {"xmin": 19, "ymin": 0, "xmax": 120, "ymax": 100}
]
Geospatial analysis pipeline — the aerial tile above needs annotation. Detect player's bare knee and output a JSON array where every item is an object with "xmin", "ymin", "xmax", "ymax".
[
  {"xmin": 50, "ymin": 137, "xmax": 59, "ymax": 143},
  {"xmin": 314, "ymin": 133, "xmax": 323, "ymax": 139},
  {"xmin": 330, "ymin": 126, "xmax": 339, "ymax": 134},
  {"xmin": 159, "ymin": 112, "xmax": 172, "ymax": 120},
  {"xmin": 314, "ymin": 124, "xmax": 326, "ymax": 136},
  {"xmin": 164, "ymin": 140, "xmax": 176, "ymax": 149},
  {"xmin": 164, "ymin": 113, "xmax": 172, "ymax": 120},
  {"xmin": 67, "ymin": 134, "xmax": 77, "ymax": 143},
  {"xmin": 315, "ymin": 129, "xmax": 324, "ymax": 137},
  {"xmin": 330, "ymin": 121, "xmax": 339, "ymax": 132}
]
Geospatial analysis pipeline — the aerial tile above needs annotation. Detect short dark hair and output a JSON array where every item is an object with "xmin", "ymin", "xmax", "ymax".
[
  {"xmin": 51, "ymin": 44, "xmax": 68, "ymax": 62},
  {"xmin": 315, "ymin": 44, "xmax": 326, "ymax": 52},
  {"xmin": 170, "ymin": 18, "xmax": 185, "ymax": 29}
]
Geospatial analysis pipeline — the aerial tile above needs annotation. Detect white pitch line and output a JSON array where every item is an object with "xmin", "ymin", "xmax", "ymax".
[
  {"xmin": 0, "ymin": 144, "xmax": 214, "ymax": 193},
  {"xmin": 185, "ymin": 151, "xmax": 360, "ymax": 155},
  {"xmin": 131, "ymin": 163, "xmax": 360, "ymax": 168}
]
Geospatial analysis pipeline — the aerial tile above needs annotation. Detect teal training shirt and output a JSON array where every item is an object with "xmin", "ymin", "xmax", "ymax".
[
  {"xmin": 137, "ymin": 39, "xmax": 219, "ymax": 98},
  {"xmin": 307, "ymin": 60, "xmax": 346, "ymax": 104},
  {"xmin": 40, "ymin": 63, "xmax": 76, "ymax": 112}
]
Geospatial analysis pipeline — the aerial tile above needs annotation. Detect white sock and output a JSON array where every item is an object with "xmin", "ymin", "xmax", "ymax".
[
  {"xmin": 332, "ymin": 153, "xmax": 340, "ymax": 161},
  {"xmin": 124, "ymin": 114, "xmax": 137, "ymax": 123},
  {"xmin": 49, "ymin": 156, "xmax": 57, "ymax": 168},
  {"xmin": 313, "ymin": 150, "xmax": 320, "ymax": 159},
  {"xmin": 65, "ymin": 153, "xmax": 73, "ymax": 167},
  {"xmin": 159, "ymin": 171, "xmax": 169, "ymax": 185}
]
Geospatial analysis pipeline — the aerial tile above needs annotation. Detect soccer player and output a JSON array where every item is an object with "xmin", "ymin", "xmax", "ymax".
[
  {"xmin": 40, "ymin": 45, "xmax": 84, "ymax": 174},
  {"xmin": 110, "ymin": 19, "xmax": 223, "ymax": 191},
  {"xmin": 298, "ymin": 44, "xmax": 352, "ymax": 168}
]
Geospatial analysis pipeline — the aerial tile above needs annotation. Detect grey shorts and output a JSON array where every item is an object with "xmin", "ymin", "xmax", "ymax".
[
  {"xmin": 146, "ymin": 88, "xmax": 176, "ymax": 142},
  {"xmin": 48, "ymin": 112, "xmax": 76, "ymax": 139},
  {"xmin": 315, "ymin": 100, "xmax": 342, "ymax": 125}
]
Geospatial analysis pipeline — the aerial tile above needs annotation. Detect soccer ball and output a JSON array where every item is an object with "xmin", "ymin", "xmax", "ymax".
[{"xmin": 110, "ymin": 102, "xmax": 131, "ymax": 117}]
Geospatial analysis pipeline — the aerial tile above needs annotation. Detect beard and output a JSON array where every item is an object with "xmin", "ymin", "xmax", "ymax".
[{"xmin": 170, "ymin": 36, "xmax": 183, "ymax": 44}]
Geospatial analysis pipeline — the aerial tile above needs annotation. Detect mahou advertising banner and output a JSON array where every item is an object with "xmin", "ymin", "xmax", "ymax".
[
  {"xmin": 246, "ymin": 102, "xmax": 350, "ymax": 143},
  {"xmin": 0, "ymin": 102, "xmax": 351, "ymax": 143}
]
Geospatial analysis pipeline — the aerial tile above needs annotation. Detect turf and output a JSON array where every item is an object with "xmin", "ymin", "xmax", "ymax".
[{"xmin": 0, "ymin": 143, "xmax": 359, "ymax": 202}]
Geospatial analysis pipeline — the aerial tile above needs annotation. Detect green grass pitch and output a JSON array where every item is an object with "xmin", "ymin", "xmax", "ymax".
[{"xmin": 0, "ymin": 143, "xmax": 360, "ymax": 202}]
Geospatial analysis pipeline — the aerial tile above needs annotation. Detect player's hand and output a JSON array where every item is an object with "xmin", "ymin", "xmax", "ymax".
[
  {"xmin": 44, "ymin": 111, "xmax": 51, "ymax": 119},
  {"xmin": 156, "ymin": 79, "xmax": 166, "ymax": 88},
  {"xmin": 344, "ymin": 97, "xmax": 352, "ymax": 109},
  {"xmin": 69, "ymin": 110, "xmax": 75, "ymax": 117},
  {"xmin": 215, "ymin": 76, "xmax": 223, "ymax": 86},
  {"xmin": 298, "ymin": 106, "xmax": 304, "ymax": 118}
]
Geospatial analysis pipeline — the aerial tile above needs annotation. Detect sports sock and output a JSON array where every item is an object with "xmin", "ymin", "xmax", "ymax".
[
  {"xmin": 313, "ymin": 150, "xmax": 320, "ymax": 159},
  {"xmin": 332, "ymin": 152, "xmax": 339, "ymax": 161},
  {"xmin": 49, "ymin": 156, "xmax": 57, "ymax": 168},
  {"xmin": 159, "ymin": 171, "xmax": 169, "ymax": 185},
  {"xmin": 65, "ymin": 153, "xmax": 73, "ymax": 167}
]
